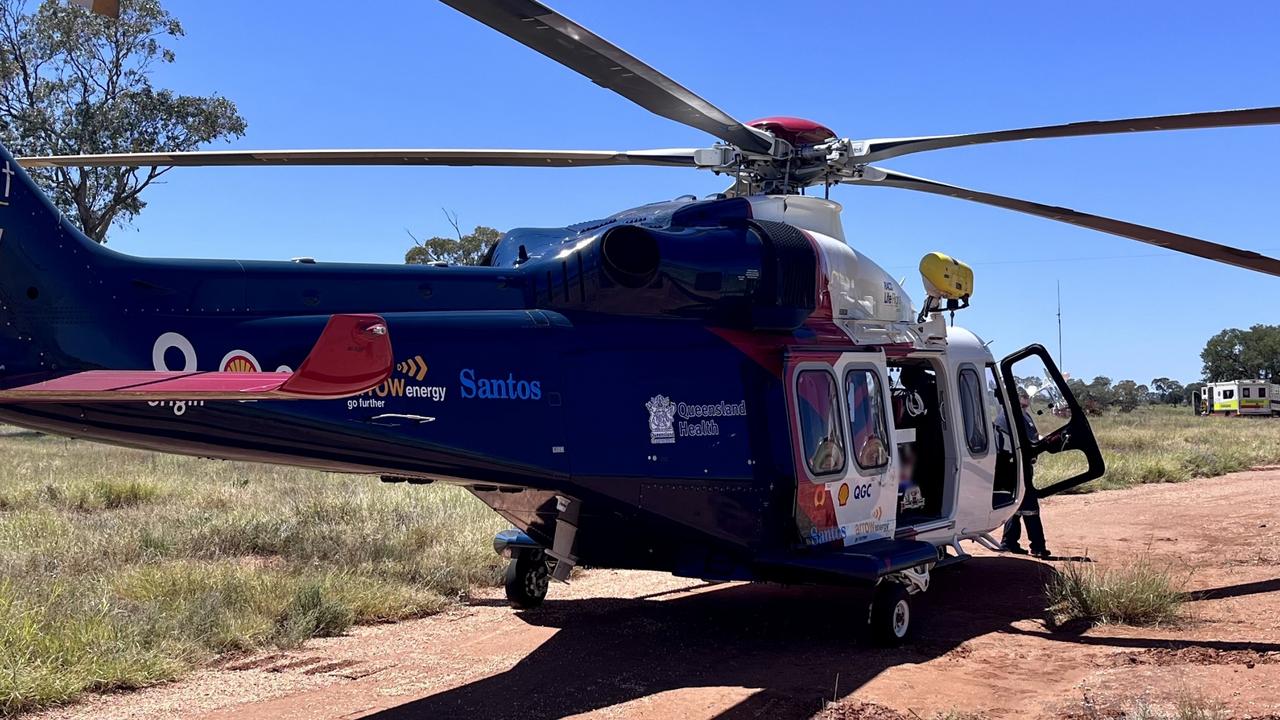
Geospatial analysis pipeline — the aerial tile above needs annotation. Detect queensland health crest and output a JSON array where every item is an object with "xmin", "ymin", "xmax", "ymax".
[{"xmin": 645, "ymin": 395, "xmax": 677, "ymax": 444}]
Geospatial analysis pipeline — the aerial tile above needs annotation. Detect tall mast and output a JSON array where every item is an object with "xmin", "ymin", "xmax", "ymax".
[{"xmin": 1057, "ymin": 280, "xmax": 1064, "ymax": 369}]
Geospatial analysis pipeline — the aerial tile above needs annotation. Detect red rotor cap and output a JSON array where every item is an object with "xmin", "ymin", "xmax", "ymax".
[{"xmin": 747, "ymin": 117, "xmax": 837, "ymax": 146}]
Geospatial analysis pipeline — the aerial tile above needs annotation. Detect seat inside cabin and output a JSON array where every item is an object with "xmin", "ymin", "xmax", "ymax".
[{"xmin": 888, "ymin": 360, "xmax": 950, "ymax": 526}]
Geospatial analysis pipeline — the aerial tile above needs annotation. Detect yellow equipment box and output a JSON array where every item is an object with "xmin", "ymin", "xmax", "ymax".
[{"xmin": 919, "ymin": 252, "xmax": 974, "ymax": 301}]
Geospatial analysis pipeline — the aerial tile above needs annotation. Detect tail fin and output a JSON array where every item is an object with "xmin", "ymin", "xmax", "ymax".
[
  {"xmin": 0, "ymin": 142, "xmax": 112, "ymax": 384},
  {"xmin": 0, "ymin": 141, "xmax": 103, "ymax": 258}
]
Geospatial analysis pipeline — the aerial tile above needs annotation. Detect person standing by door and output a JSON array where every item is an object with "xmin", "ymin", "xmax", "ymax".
[{"xmin": 998, "ymin": 387, "xmax": 1051, "ymax": 559}]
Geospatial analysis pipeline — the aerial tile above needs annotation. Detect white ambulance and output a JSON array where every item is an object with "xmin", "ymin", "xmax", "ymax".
[{"xmin": 1201, "ymin": 380, "xmax": 1277, "ymax": 416}]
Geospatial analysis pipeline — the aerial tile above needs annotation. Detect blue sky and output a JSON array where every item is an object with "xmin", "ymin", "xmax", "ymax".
[{"xmin": 118, "ymin": 1, "xmax": 1280, "ymax": 384}]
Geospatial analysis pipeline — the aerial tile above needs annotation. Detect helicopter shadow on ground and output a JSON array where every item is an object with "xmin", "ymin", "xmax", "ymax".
[
  {"xmin": 362, "ymin": 556, "xmax": 1035, "ymax": 720},
  {"xmin": 366, "ymin": 558, "xmax": 1280, "ymax": 720}
]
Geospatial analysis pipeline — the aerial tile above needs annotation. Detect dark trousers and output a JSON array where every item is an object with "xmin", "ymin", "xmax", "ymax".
[{"xmin": 1002, "ymin": 490, "xmax": 1046, "ymax": 552}]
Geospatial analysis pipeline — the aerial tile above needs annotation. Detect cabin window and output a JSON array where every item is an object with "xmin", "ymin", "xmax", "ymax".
[
  {"xmin": 1262, "ymin": 388, "xmax": 1268, "ymax": 398},
  {"xmin": 796, "ymin": 369, "xmax": 845, "ymax": 477},
  {"xmin": 958, "ymin": 366, "xmax": 989, "ymax": 455},
  {"xmin": 1224, "ymin": 389, "xmax": 1235, "ymax": 400},
  {"xmin": 845, "ymin": 368, "xmax": 890, "ymax": 470},
  {"xmin": 1244, "ymin": 388, "xmax": 1252, "ymax": 398}
]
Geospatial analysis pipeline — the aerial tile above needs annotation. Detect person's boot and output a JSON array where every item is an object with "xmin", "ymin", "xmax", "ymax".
[
  {"xmin": 1031, "ymin": 547, "xmax": 1052, "ymax": 559},
  {"xmin": 1002, "ymin": 544, "xmax": 1028, "ymax": 555}
]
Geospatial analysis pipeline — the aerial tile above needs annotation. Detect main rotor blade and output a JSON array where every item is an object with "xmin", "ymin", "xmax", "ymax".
[
  {"xmin": 852, "ymin": 107, "xmax": 1280, "ymax": 163},
  {"xmin": 846, "ymin": 168, "xmax": 1280, "ymax": 277},
  {"xmin": 439, "ymin": 0, "xmax": 774, "ymax": 154},
  {"xmin": 17, "ymin": 148, "xmax": 700, "ymax": 169}
]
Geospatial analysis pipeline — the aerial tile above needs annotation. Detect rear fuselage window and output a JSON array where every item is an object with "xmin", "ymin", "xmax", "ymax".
[
  {"xmin": 796, "ymin": 369, "xmax": 845, "ymax": 477},
  {"xmin": 845, "ymin": 368, "xmax": 890, "ymax": 470},
  {"xmin": 958, "ymin": 366, "xmax": 989, "ymax": 455}
]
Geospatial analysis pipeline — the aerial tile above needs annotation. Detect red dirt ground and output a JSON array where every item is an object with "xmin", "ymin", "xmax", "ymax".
[{"xmin": 31, "ymin": 469, "xmax": 1280, "ymax": 720}]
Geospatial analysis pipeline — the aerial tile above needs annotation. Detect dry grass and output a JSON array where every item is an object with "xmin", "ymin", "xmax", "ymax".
[
  {"xmin": 1132, "ymin": 695, "xmax": 1229, "ymax": 720},
  {"xmin": 2, "ymin": 406, "xmax": 1275, "ymax": 714},
  {"xmin": 0, "ymin": 427, "xmax": 506, "ymax": 716},
  {"xmin": 1078, "ymin": 691, "xmax": 1229, "ymax": 720},
  {"xmin": 1036, "ymin": 405, "xmax": 1280, "ymax": 492},
  {"xmin": 1046, "ymin": 554, "xmax": 1187, "ymax": 627}
]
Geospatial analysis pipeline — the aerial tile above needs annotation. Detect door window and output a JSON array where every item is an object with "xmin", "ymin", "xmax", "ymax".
[
  {"xmin": 1000, "ymin": 344, "xmax": 1105, "ymax": 497},
  {"xmin": 796, "ymin": 369, "xmax": 845, "ymax": 478},
  {"xmin": 957, "ymin": 366, "xmax": 989, "ymax": 455},
  {"xmin": 1006, "ymin": 360, "xmax": 1070, "ymax": 440},
  {"xmin": 844, "ymin": 368, "xmax": 889, "ymax": 470}
]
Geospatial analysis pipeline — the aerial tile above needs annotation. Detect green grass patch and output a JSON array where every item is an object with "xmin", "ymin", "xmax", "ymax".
[
  {"xmin": 1037, "ymin": 405, "xmax": 1280, "ymax": 492},
  {"xmin": 0, "ymin": 426, "xmax": 506, "ymax": 715},
  {"xmin": 1047, "ymin": 555, "xmax": 1186, "ymax": 627}
]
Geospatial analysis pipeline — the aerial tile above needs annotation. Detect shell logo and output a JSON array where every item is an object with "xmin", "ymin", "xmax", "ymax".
[
  {"xmin": 837, "ymin": 483, "xmax": 850, "ymax": 506},
  {"xmin": 219, "ymin": 350, "xmax": 261, "ymax": 373},
  {"xmin": 814, "ymin": 489, "xmax": 826, "ymax": 508}
]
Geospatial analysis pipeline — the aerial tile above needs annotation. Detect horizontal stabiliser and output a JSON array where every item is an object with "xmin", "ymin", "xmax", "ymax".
[{"xmin": 0, "ymin": 314, "xmax": 392, "ymax": 402}]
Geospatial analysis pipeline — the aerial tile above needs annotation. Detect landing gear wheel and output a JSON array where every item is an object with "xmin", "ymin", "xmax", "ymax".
[
  {"xmin": 504, "ymin": 549, "xmax": 550, "ymax": 608},
  {"xmin": 868, "ymin": 583, "xmax": 913, "ymax": 647}
]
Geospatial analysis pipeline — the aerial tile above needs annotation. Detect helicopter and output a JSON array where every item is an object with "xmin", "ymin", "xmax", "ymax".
[{"xmin": 1, "ymin": 0, "xmax": 1278, "ymax": 645}]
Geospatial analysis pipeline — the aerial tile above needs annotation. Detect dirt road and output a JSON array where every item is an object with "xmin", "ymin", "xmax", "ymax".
[{"xmin": 34, "ymin": 469, "xmax": 1280, "ymax": 720}]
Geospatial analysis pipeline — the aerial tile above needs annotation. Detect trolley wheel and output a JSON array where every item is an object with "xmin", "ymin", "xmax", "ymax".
[
  {"xmin": 868, "ymin": 582, "xmax": 914, "ymax": 646},
  {"xmin": 504, "ymin": 548, "xmax": 550, "ymax": 608}
]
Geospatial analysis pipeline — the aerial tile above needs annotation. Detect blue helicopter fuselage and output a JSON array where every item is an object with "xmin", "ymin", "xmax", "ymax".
[
  {"xmin": 0, "ymin": 147, "xmax": 834, "ymax": 577},
  {"xmin": 0, "ymin": 141, "xmax": 1099, "ymax": 587}
]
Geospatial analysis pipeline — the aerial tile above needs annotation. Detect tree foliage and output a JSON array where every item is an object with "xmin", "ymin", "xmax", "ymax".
[
  {"xmin": 0, "ymin": 0, "xmax": 246, "ymax": 241},
  {"xmin": 1064, "ymin": 374, "xmax": 1196, "ymax": 415},
  {"xmin": 1112, "ymin": 379, "xmax": 1144, "ymax": 413},
  {"xmin": 405, "ymin": 210, "xmax": 498, "ymax": 266},
  {"xmin": 1149, "ymin": 377, "xmax": 1184, "ymax": 405},
  {"xmin": 1201, "ymin": 324, "xmax": 1280, "ymax": 382}
]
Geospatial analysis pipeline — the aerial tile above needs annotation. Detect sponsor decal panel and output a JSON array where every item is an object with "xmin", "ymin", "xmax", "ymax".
[
  {"xmin": 219, "ymin": 350, "xmax": 261, "ymax": 373},
  {"xmin": 851, "ymin": 505, "xmax": 892, "ymax": 543},
  {"xmin": 458, "ymin": 369, "xmax": 542, "ymax": 400},
  {"xmin": 396, "ymin": 356, "xmax": 429, "ymax": 381},
  {"xmin": 147, "ymin": 400, "xmax": 203, "ymax": 416},
  {"xmin": 851, "ymin": 519, "xmax": 894, "ymax": 540},
  {"xmin": 153, "ymin": 332, "xmax": 197, "ymax": 373},
  {"xmin": 645, "ymin": 395, "xmax": 747, "ymax": 445},
  {"xmin": 349, "ymin": 355, "xmax": 447, "ymax": 410},
  {"xmin": 149, "ymin": 332, "xmax": 202, "ymax": 415},
  {"xmin": 149, "ymin": 332, "xmax": 448, "ymax": 415},
  {"xmin": 807, "ymin": 525, "xmax": 847, "ymax": 545}
]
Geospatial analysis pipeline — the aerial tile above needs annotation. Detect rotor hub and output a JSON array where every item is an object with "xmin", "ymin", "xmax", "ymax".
[{"xmin": 747, "ymin": 117, "xmax": 837, "ymax": 147}]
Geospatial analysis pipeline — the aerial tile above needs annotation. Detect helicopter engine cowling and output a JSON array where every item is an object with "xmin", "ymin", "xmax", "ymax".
[{"xmin": 519, "ymin": 198, "xmax": 817, "ymax": 330}]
